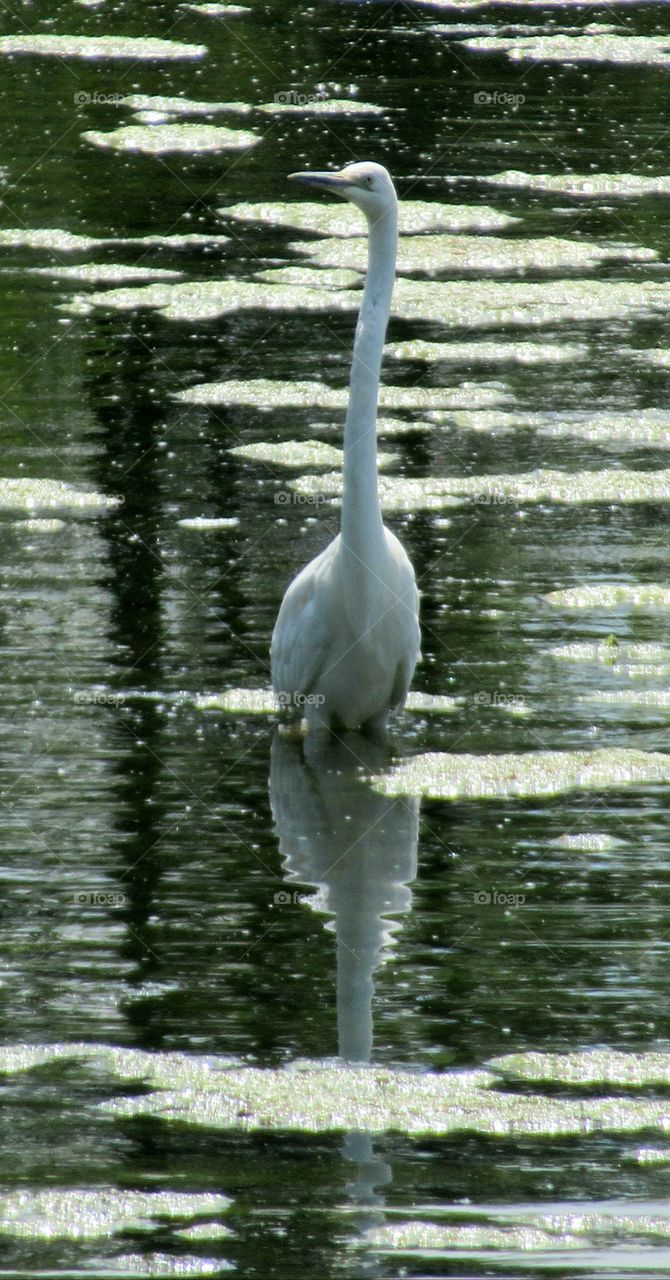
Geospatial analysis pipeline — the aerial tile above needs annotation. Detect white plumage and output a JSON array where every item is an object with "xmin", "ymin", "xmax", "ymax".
[{"xmin": 271, "ymin": 162, "xmax": 420, "ymax": 734}]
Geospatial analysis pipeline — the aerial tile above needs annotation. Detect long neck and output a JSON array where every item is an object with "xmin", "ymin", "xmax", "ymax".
[{"xmin": 341, "ymin": 202, "xmax": 397, "ymax": 560}]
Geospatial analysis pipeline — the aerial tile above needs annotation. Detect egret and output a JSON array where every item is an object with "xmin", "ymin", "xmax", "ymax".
[{"xmin": 271, "ymin": 161, "xmax": 420, "ymax": 734}]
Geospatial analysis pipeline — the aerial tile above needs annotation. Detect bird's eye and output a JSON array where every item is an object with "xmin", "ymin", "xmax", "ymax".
[{"xmin": 365, "ymin": 176, "xmax": 373, "ymax": 187}]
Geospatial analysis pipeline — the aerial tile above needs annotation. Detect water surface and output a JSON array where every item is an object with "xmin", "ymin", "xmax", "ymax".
[{"xmin": 2, "ymin": 1, "xmax": 670, "ymax": 1276}]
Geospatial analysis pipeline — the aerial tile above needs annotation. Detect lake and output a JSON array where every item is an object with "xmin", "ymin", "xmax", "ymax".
[{"xmin": 2, "ymin": 1, "xmax": 670, "ymax": 1276}]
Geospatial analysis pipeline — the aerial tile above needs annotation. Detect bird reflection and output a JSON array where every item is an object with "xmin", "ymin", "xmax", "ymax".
[{"xmin": 269, "ymin": 727, "xmax": 419, "ymax": 1208}]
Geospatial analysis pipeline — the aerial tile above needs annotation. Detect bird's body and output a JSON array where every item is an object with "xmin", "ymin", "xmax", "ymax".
[
  {"xmin": 271, "ymin": 161, "xmax": 420, "ymax": 734},
  {"xmin": 273, "ymin": 528, "xmax": 418, "ymax": 733}
]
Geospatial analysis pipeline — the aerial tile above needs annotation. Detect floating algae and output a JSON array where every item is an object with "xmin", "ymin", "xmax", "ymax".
[
  {"xmin": 83, "ymin": 123, "xmax": 258, "ymax": 153},
  {"xmin": 62, "ymin": 279, "xmax": 361, "ymax": 321},
  {"xmin": 2, "ymin": 1042, "xmax": 670, "ymax": 1139},
  {"xmin": 549, "ymin": 832, "xmax": 624, "ymax": 852},
  {"xmin": 226, "ymin": 439, "xmax": 393, "ymax": 470},
  {"xmin": 178, "ymin": 516, "xmax": 239, "ymax": 530},
  {"xmin": 98, "ymin": 1253, "xmax": 221, "ymax": 1275},
  {"xmin": 392, "ymin": 276, "xmax": 670, "ymax": 329},
  {"xmin": 14, "ymin": 518, "xmax": 67, "ymax": 534},
  {"xmin": 112, "ymin": 93, "xmax": 249, "ymax": 117},
  {"xmin": 450, "ymin": 408, "xmax": 670, "ymax": 449},
  {"xmin": 196, "ymin": 688, "xmax": 277, "ymax": 714},
  {"xmin": 547, "ymin": 643, "xmax": 670, "ymax": 674},
  {"xmin": 0, "ymin": 227, "xmax": 231, "ymax": 252},
  {"xmin": 175, "ymin": 378, "xmax": 504, "ymax": 412},
  {"xmin": 581, "ymin": 689, "xmax": 670, "ymax": 711},
  {"xmin": 257, "ymin": 97, "xmax": 384, "ymax": 116},
  {"xmin": 95, "ymin": 1059, "xmax": 670, "ymax": 1137},
  {"xmin": 255, "ymin": 266, "xmax": 360, "ymax": 290},
  {"xmin": 387, "ymin": 339, "xmax": 587, "ymax": 365},
  {"xmin": 222, "ymin": 200, "xmax": 519, "ymax": 236},
  {"xmin": 292, "ymin": 467, "xmax": 670, "ymax": 511},
  {"xmin": 30, "ymin": 264, "xmax": 183, "ymax": 283},
  {"xmin": 64, "ymin": 275, "xmax": 670, "ymax": 330},
  {"xmin": 363, "ymin": 1219, "xmax": 579, "ymax": 1256},
  {"xmin": 184, "ymin": 2, "xmax": 251, "ymax": 13},
  {"xmin": 176, "ymin": 1223, "xmax": 233, "ymax": 1241},
  {"xmin": 372, "ymin": 749, "xmax": 670, "ymax": 801},
  {"xmin": 465, "ymin": 33, "xmax": 670, "ymax": 67},
  {"xmin": 406, "ymin": 691, "xmax": 460, "ymax": 714},
  {"xmin": 0, "ymin": 478, "xmax": 120, "ymax": 514},
  {"xmin": 294, "ymin": 233, "xmax": 655, "ymax": 276},
  {"xmin": 0, "ymin": 1188, "xmax": 230, "ymax": 1240},
  {"xmin": 636, "ymin": 348, "xmax": 670, "ymax": 367},
  {"xmin": 481, "ymin": 170, "xmax": 670, "ymax": 198},
  {"xmin": 364, "ymin": 1203, "xmax": 670, "ymax": 1258},
  {"xmin": 0, "ymin": 35, "xmax": 206, "ymax": 58},
  {"xmin": 0, "ymin": 228, "xmax": 110, "ymax": 252},
  {"xmin": 488, "ymin": 1049, "xmax": 670, "ymax": 1088},
  {"xmin": 545, "ymin": 584, "xmax": 670, "ymax": 610},
  {"xmin": 194, "ymin": 688, "xmax": 459, "ymax": 715}
]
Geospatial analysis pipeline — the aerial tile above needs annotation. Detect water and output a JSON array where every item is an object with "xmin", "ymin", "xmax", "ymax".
[{"xmin": 2, "ymin": 0, "xmax": 670, "ymax": 1274}]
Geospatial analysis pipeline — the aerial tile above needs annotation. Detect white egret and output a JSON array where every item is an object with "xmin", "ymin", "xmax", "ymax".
[{"xmin": 271, "ymin": 161, "xmax": 420, "ymax": 734}]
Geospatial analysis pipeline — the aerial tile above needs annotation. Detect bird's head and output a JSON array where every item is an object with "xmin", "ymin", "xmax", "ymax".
[{"xmin": 288, "ymin": 161, "xmax": 396, "ymax": 219}]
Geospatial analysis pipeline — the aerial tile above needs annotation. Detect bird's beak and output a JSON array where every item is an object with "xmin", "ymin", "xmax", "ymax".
[{"xmin": 288, "ymin": 169, "xmax": 356, "ymax": 198}]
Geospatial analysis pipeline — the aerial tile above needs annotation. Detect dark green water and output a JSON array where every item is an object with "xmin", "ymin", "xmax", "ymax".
[{"xmin": 2, "ymin": 1, "xmax": 670, "ymax": 1276}]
